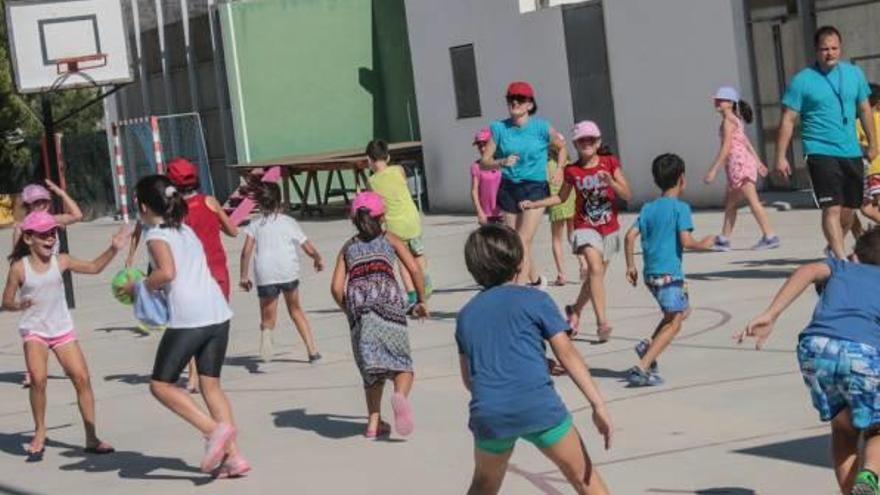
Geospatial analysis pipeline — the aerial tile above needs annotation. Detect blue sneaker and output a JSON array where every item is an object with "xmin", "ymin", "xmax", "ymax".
[
  {"xmin": 751, "ymin": 235, "xmax": 780, "ymax": 250},
  {"xmin": 626, "ymin": 366, "xmax": 664, "ymax": 387},
  {"xmin": 634, "ymin": 339, "xmax": 658, "ymax": 372},
  {"xmin": 713, "ymin": 235, "xmax": 731, "ymax": 252}
]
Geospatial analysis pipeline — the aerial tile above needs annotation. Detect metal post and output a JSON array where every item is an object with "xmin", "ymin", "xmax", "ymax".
[
  {"xmin": 40, "ymin": 95, "xmax": 75, "ymax": 309},
  {"xmin": 155, "ymin": 0, "xmax": 175, "ymax": 113},
  {"xmin": 130, "ymin": 0, "xmax": 151, "ymax": 114},
  {"xmin": 111, "ymin": 123, "xmax": 130, "ymax": 224},
  {"xmin": 150, "ymin": 116, "xmax": 165, "ymax": 173},
  {"xmin": 181, "ymin": 0, "xmax": 200, "ymax": 113}
]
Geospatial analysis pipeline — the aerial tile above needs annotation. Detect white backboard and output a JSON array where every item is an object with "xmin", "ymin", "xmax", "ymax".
[{"xmin": 6, "ymin": 0, "xmax": 133, "ymax": 94}]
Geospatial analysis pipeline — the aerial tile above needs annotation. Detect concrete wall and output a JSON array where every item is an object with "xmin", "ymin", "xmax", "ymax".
[
  {"xmin": 404, "ymin": 0, "xmax": 574, "ymax": 212},
  {"xmin": 603, "ymin": 0, "xmax": 755, "ymax": 207}
]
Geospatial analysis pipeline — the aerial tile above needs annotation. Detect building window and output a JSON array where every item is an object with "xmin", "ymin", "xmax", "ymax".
[{"xmin": 450, "ymin": 44, "xmax": 481, "ymax": 119}]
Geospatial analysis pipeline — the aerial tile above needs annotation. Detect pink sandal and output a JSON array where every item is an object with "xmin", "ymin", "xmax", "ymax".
[
  {"xmin": 391, "ymin": 392, "xmax": 414, "ymax": 436},
  {"xmin": 365, "ymin": 420, "xmax": 391, "ymax": 439},
  {"xmin": 212, "ymin": 453, "xmax": 252, "ymax": 479},
  {"xmin": 597, "ymin": 323, "xmax": 613, "ymax": 342},
  {"xmin": 201, "ymin": 423, "xmax": 236, "ymax": 473}
]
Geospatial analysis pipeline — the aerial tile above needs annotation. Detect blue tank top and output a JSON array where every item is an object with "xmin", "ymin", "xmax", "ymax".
[{"xmin": 491, "ymin": 117, "xmax": 551, "ymax": 183}]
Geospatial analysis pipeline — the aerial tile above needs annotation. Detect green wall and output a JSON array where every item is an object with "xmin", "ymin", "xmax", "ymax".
[{"xmin": 220, "ymin": 0, "xmax": 419, "ymax": 164}]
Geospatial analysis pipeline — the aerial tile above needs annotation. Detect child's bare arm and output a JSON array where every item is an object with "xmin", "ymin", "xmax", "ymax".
[
  {"xmin": 737, "ymin": 262, "xmax": 831, "ymax": 349},
  {"xmin": 548, "ymin": 333, "xmax": 612, "ymax": 449},
  {"xmin": 705, "ymin": 119, "xmax": 732, "ymax": 183},
  {"xmin": 624, "ymin": 226, "xmax": 640, "ymax": 286},
  {"xmin": 607, "ymin": 167, "xmax": 633, "ymax": 201},
  {"xmin": 61, "ymin": 225, "xmax": 128, "ymax": 275},
  {"xmin": 471, "ymin": 175, "xmax": 486, "ymax": 222},
  {"xmin": 206, "ymin": 195, "xmax": 239, "ymax": 237},
  {"xmin": 125, "ymin": 222, "xmax": 143, "ymax": 268},
  {"xmin": 301, "ymin": 240, "xmax": 324, "ymax": 272},
  {"xmin": 522, "ymin": 182, "xmax": 570, "ymax": 210},
  {"xmin": 330, "ymin": 250, "xmax": 347, "ymax": 310},
  {"xmin": 1, "ymin": 262, "xmax": 30, "ymax": 311},
  {"xmin": 680, "ymin": 230, "xmax": 716, "ymax": 251},
  {"xmin": 45, "ymin": 179, "xmax": 84, "ymax": 226},
  {"xmin": 458, "ymin": 355, "xmax": 472, "ymax": 392},
  {"xmin": 239, "ymin": 235, "xmax": 255, "ymax": 291}
]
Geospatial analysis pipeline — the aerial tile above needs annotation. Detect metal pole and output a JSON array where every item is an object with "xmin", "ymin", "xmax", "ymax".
[
  {"xmin": 40, "ymin": 95, "xmax": 75, "ymax": 309},
  {"xmin": 180, "ymin": 0, "xmax": 200, "ymax": 113},
  {"xmin": 155, "ymin": 0, "xmax": 175, "ymax": 113},
  {"xmin": 130, "ymin": 0, "xmax": 151, "ymax": 114}
]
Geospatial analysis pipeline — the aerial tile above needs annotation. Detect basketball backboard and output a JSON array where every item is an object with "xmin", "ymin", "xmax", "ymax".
[{"xmin": 6, "ymin": 0, "xmax": 133, "ymax": 94}]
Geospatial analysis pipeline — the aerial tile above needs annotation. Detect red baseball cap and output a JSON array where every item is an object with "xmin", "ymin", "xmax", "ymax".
[
  {"xmin": 506, "ymin": 81, "xmax": 534, "ymax": 98},
  {"xmin": 167, "ymin": 158, "xmax": 199, "ymax": 187}
]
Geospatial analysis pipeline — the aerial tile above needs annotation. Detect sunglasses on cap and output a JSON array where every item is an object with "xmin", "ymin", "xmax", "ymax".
[
  {"xmin": 575, "ymin": 136, "xmax": 601, "ymax": 145},
  {"xmin": 506, "ymin": 95, "xmax": 530, "ymax": 105},
  {"xmin": 28, "ymin": 229, "xmax": 58, "ymax": 240}
]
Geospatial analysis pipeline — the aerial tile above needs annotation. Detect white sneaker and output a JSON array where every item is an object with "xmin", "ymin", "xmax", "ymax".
[{"xmin": 260, "ymin": 329, "xmax": 273, "ymax": 362}]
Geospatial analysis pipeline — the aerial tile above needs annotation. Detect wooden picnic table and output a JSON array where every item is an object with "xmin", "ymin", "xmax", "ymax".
[{"xmin": 227, "ymin": 141, "xmax": 422, "ymax": 217}]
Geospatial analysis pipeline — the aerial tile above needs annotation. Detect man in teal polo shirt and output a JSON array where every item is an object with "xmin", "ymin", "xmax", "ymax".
[{"xmin": 776, "ymin": 25, "xmax": 878, "ymax": 259}]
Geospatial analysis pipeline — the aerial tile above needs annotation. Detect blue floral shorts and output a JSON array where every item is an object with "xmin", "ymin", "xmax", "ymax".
[
  {"xmin": 645, "ymin": 275, "xmax": 689, "ymax": 314},
  {"xmin": 797, "ymin": 335, "xmax": 880, "ymax": 429}
]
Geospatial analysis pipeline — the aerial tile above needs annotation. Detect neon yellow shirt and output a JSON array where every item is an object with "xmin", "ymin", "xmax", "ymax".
[
  {"xmin": 368, "ymin": 165, "xmax": 421, "ymax": 240},
  {"xmin": 857, "ymin": 110, "xmax": 880, "ymax": 176}
]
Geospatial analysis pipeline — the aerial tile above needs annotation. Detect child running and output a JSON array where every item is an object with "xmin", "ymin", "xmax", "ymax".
[
  {"xmin": 856, "ymin": 83, "xmax": 880, "ymax": 228},
  {"xmin": 240, "ymin": 181, "xmax": 323, "ymax": 363},
  {"xmin": 456, "ymin": 224, "xmax": 612, "ymax": 495},
  {"xmin": 2, "ymin": 211, "xmax": 125, "ymax": 461},
  {"xmin": 624, "ymin": 153, "xmax": 716, "ymax": 386},
  {"xmin": 738, "ymin": 227, "xmax": 880, "ymax": 495},
  {"xmin": 366, "ymin": 139, "xmax": 432, "ymax": 313},
  {"xmin": 13, "ymin": 180, "xmax": 83, "ymax": 388},
  {"xmin": 703, "ymin": 86, "xmax": 780, "ymax": 251},
  {"xmin": 470, "ymin": 128, "xmax": 503, "ymax": 225},
  {"xmin": 546, "ymin": 132, "xmax": 577, "ymax": 286},
  {"xmin": 522, "ymin": 121, "xmax": 631, "ymax": 341},
  {"xmin": 330, "ymin": 192, "xmax": 427, "ymax": 438},
  {"xmin": 130, "ymin": 175, "xmax": 249, "ymax": 477}
]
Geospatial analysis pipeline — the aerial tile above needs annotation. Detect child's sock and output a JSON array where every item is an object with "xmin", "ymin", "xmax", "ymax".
[
  {"xmin": 407, "ymin": 291, "xmax": 417, "ymax": 306},
  {"xmin": 424, "ymin": 275, "xmax": 433, "ymax": 298},
  {"xmin": 853, "ymin": 469, "xmax": 879, "ymax": 493}
]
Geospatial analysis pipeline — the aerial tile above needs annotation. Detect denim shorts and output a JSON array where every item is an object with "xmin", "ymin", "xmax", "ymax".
[
  {"xmin": 257, "ymin": 279, "xmax": 300, "ymax": 299},
  {"xmin": 797, "ymin": 335, "xmax": 880, "ymax": 429},
  {"xmin": 646, "ymin": 276, "xmax": 689, "ymax": 314},
  {"xmin": 474, "ymin": 415, "xmax": 573, "ymax": 455},
  {"xmin": 497, "ymin": 179, "xmax": 550, "ymax": 214}
]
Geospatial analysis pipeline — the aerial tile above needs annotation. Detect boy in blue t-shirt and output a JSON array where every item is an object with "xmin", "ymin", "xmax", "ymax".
[
  {"xmin": 623, "ymin": 154, "xmax": 715, "ymax": 387},
  {"xmin": 456, "ymin": 224, "xmax": 612, "ymax": 495},
  {"xmin": 739, "ymin": 228, "xmax": 880, "ymax": 495}
]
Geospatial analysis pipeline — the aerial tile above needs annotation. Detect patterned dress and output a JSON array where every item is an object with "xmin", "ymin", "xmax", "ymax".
[
  {"xmin": 343, "ymin": 235, "xmax": 413, "ymax": 387},
  {"xmin": 722, "ymin": 117, "xmax": 760, "ymax": 190}
]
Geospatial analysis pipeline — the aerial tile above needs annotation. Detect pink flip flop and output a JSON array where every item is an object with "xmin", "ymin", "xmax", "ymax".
[
  {"xmin": 201, "ymin": 423, "xmax": 236, "ymax": 473},
  {"xmin": 391, "ymin": 392, "xmax": 414, "ymax": 437},
  {"xmin": 365, "ymin": 420, "xmax": 391, "ymax": 439},
  {"xmin": 212, "ymin": 453, "xmax": 252, "ymax": 479}
]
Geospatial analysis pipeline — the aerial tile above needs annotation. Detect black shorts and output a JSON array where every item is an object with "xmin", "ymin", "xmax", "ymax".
[
  {"xmin": 151, "ymin": 320, "xmax": 230, "ymax": 383},
  {"xmin": 257, "ymin": 279, "xmax": 299, "ymax": 299},
  {"xmin": 497, "ymin": 179, "xmax": 550, "ymax": 214},
  {"xmin": 807, "ymin": 155, "xmax": 864, "ymax": 209}
]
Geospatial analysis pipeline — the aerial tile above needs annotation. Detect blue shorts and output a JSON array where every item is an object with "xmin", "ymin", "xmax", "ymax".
[
  {"xmin": 646, "ymin": 276, "xmax": 689, "ymax": 313},
  {"xmin": 257, "ymin": 280, "xmax": 300, "ymax": 299},
  {"xmin": 797, "ymin": 335, "xmax": 880, "ymax": 429},
  {"xmin": 497, "ymin": 179, "xmax": 550, "ymax": 214}
]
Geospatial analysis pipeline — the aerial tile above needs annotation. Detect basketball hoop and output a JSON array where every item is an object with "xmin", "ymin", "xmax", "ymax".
[{"xmin": 56, "ymin": 53, "xmax": 108, "ymax": 75}]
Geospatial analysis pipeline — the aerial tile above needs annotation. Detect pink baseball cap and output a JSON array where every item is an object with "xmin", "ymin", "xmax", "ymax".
[
  {"xmin": 572, "ymin": 121, "xmax": 602, "ymax": 141},
  {"xmin": 22, "ymin": 184, "xmax": 51, "ymax": 204},
  {"xmin": 351, "ymin": 191, "xmax": 385, "ymax": 218},
  {"xmin": 21, "ymin": 211, "xmax": 59, "ymax": 233},
  {"xmin": 473, "ymin": 128, "xmax": 491, "ymax": 145}
]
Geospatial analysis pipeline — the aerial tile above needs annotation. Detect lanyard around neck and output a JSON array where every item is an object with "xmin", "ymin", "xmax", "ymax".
[{"xmin": 816, "ymin": 63, "xmax": 848, "ymax": 125}]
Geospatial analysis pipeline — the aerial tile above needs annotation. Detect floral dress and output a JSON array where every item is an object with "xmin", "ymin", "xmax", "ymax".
[{"xmin": 343, "ymin": 234, "xmax": 413, "ymax": 386}]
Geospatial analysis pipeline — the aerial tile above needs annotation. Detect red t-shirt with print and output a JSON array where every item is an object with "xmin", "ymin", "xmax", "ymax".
[{"xmin": 563, "ymin": 155, "xmax": 621, "ymax": 235}]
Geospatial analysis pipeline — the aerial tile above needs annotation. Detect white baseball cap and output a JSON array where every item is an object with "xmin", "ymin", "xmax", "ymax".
[{"xmin": 713, "ymin": 86, "xmax": 740, "ymax": 102}]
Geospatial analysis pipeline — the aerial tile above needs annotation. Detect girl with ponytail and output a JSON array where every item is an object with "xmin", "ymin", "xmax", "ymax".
[{"xmin": 704, "ymin": 86, "xmax": 780, "ymax": 251}]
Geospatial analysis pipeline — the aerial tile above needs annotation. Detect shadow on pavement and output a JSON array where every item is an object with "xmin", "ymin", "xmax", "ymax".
[
  {"xmin": 104, "ymin": 373, "xmax": 152, "ymax": 385},
  {"xmin": 0, "ymin": 372, "xmax": 66, "ymax": 385},
  {"xmin": 647, "ymin": 488, "xmax": 756, "ymax": 494},
  {"xmin": 733, "ymin": 433, "xmax": 830, "ymax": 468},
  {"xmin": 272, "ymin": 408, "xmax": 365, "ymax": 439},
  {"xmin": 224, "ymin": 355, "xmax": 309, "ymax": 375},
  {"xmin": 731, "ymin": 257, "xmax": 823, "ymax": 267},
  {"xmin": 94, "ymin": 326, "xmax": 152, "ymax": 338},
  {"xmin": 687, "ymin": 269, "xmax": 793, "ymax": 281},
  {"xmin": 588, "ymin": 368, "xmax": 629, "ymax": 380}
]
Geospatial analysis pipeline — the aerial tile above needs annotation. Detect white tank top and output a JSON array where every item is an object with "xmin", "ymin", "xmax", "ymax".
[
  {"xmin": 18, "ymin": 256, "xmax": 74, "ymax": 338},
  {"xmin": 145, "ymin": 225, "xmax": 232, "ymax": 328}
]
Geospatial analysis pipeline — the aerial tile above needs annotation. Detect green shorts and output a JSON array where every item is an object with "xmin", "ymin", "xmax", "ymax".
[
  {"xmin": 406, "ymin": 236, "xmax": 425, "ymax": 256},
  {"xmin": 474, "ymin": 415, "xmax": 573, "ymax": 455}
]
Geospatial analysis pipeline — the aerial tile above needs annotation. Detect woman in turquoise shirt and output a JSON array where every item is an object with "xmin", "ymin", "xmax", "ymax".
[{"xmin": 480, "ymin": 81, "xmax": 568, "ymax": 286}]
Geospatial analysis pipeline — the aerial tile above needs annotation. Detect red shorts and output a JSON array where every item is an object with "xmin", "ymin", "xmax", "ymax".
[{"xmin": 22, "ymin": 330, "xmax": 76, "ymax": 350}]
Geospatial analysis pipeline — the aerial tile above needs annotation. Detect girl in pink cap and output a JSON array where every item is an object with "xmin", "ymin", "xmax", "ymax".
[
  {"xmin": 704, "ymin": 86, "xmax": 779, "ymax": 251},
  {"xmin": 522, "ymin": 121, "xmax": 632, "ymax": 341},
  {"xmin": 3, "ymin": 211, "xmax": 127, "ymax": 461},
  {"xmin": 13, "ymin": 180, "xmax": 83, "ymax": 387},
  {"xmin": 470, "ymin": 128, "xmax": 503, "ymax": 225},
  {"xmin": 331, "ymin": 192, "xmax": 428, "ymax": 439}
]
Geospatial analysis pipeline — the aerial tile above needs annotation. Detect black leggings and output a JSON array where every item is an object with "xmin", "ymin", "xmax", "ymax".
[{"xmin": 151, "ymin": 321, "xmax": 230, "ymax": 383}]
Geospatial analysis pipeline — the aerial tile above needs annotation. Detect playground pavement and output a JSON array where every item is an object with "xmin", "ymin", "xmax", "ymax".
[{"xmin": 0, "ymin": 207, "xmax": 844, "ymax": 494}]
